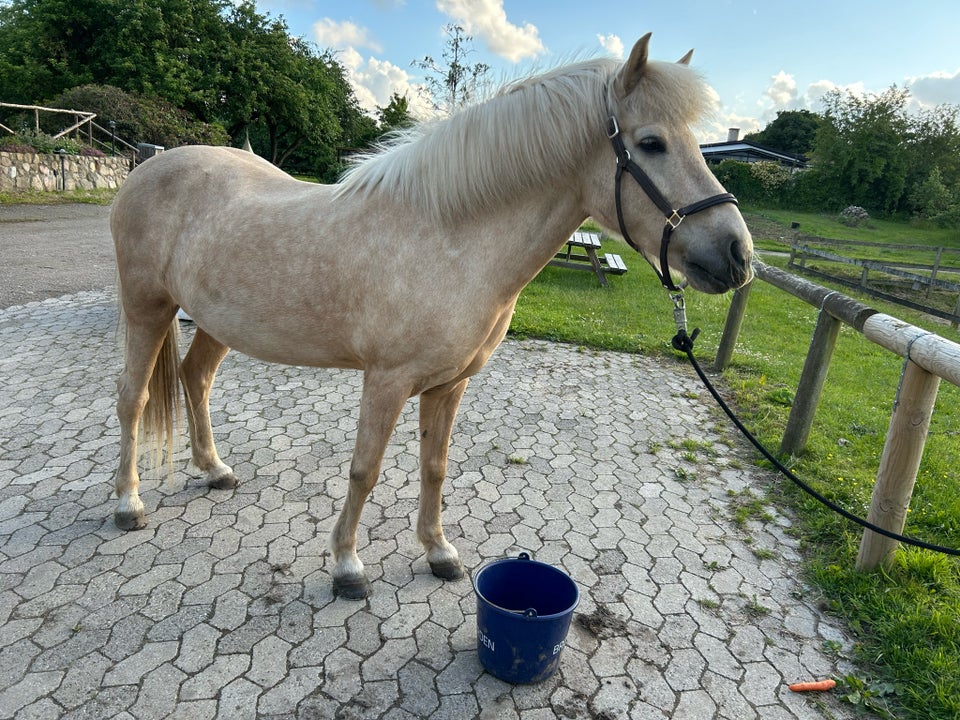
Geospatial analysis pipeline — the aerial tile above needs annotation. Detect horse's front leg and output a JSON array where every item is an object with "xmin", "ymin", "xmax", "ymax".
[
  {"xmin": 330, "ymin": 372, "xmax": 410, "ymax": 599},
  {"xmin": 417, "ymin": 379, "xmax": 468, "ymax": 581}
]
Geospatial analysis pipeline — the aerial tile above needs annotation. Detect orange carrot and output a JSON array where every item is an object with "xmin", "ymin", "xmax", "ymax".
[{"xmin": 789, "ymin": 679, "xmax": 837, "ymax": 692}]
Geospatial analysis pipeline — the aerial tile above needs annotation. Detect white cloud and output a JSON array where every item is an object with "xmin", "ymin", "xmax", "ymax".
[
  {"xmin": 765, "ymin": 71, "xmax": 798, "ymax": 108},
  {"xmin": 333, "ymin": 46, "xmax": 432, "ymax": 119},
  {"xmin": 313, "ymin": 18, "xmax": 382, "ymax": 53},
  {"xmin": 597, "ymin": 33, "xmax": 624, "ymax": 59},
  {"xmin": 804, "ymin": 79, "xmax": 867, "ymax": 110},
  {"xmin": 436, "ymin": 0, "xmax": 545, "ymax": 62},
  {"xmin": 698, "ymin": 113, "xmax": 762, "ymax": 143},
  {"xmin": 312, "ymin": 19, "xmax": 432, "ymax": 119},
  {"xmin": 907, "ymin": 68, "xmax": 960, "ymax": 108}
]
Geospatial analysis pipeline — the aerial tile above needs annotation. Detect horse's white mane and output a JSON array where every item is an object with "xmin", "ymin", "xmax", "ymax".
[{"xmin": 336, "ymin": 56, "xmax": 711, "ymax": 226}]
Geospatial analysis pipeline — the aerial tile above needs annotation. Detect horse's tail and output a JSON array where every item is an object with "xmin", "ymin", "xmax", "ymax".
[
  {"xmin": 143, "ymin": 318, "xmax": 184, "ymax": 477},
  {"xmin": 116, "ymin": 287, "xmax": 184, "ymax": 478}
]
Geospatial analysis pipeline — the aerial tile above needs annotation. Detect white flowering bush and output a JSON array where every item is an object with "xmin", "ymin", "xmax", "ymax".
[{"xmin": 839, "ymin": 205, "xmax": 870, "ymax": 226}]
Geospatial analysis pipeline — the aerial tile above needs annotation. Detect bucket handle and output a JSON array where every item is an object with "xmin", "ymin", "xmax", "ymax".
[
  {"xmin": 516, "ymin": 553, "xmax": 536, "ymax": 616},
  {"xmin": 479, "ymin": 553, "xmax": 538, "ymax": 616}
]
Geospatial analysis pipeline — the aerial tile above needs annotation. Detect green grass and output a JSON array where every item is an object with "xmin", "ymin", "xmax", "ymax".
[
  {"xmin": 512, "ymin": 214, "xmax": 960, "ymax": 720},
  {"xmin": 748, "ymin": 208, "xmax": 960, "ymax": 273},
  {"xmin": 0, "ymin": 187, "xmax": 117, "ymax": 205},
  {"xmin": 750, "ymin": 207, "xmax": 960, "ymax": 248}
]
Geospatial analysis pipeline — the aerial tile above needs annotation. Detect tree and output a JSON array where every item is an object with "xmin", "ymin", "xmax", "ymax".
[
  {"xmin": 0, "ymin": 0, "xmax": 376, "ymax": 172},
  {"xmin": 0, "ymin": 0, "xmax": 236, "ymax": 112},
  {"xmin": 412, "ymin": 24, "xmax": 490, "ymax": 115},
  {"xmin": 904, "ymin": 104, "xmax": 960, "ymax": 202},
  {"xmin": 744, "ymin": 109, "xmax": 824, "ymax": 157},
  {"xmin": 807, "ymin": 87, "xmax": 911, "ymax": 214},
  {"xmin": 910, "ymin": 167, "xmax": 953, "ymax": 219},
  {"xmin": 377, "ymin": 92, "xmax": 413, "ymax": 133}
]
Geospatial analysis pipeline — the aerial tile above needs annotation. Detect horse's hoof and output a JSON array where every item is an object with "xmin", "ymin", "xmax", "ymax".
[
  {"xmin": 114, "ymin": 511, "xmax": 147, "ymax": 531},
  {"xmin": 208, "ymin": 472, "xmax": 237, "ymax": 490},
  {"xmin": 333, "ymin": 574, "xmax": 372, "ymax": 600},
  {"xmin": 430, "ymin": 559, "xmax": 465, "ymax": 581}
]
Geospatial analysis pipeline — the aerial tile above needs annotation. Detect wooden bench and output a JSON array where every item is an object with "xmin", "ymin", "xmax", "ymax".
[
  {"xmin": 547, "ymin": 231, "xmax": 628, "ymax": 286},
  {"xmin": 603, "ymin": 252, "xmax": 627, "ymax": 275}
]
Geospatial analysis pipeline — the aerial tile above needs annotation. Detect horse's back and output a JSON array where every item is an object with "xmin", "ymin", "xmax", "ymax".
[
  {"xmin": 111, "ymin": 145, "xmax": 318, "ymax": 263},
  {"xmin": 113, "ymin": 145, "xmax": 296, "ymax": 219}
]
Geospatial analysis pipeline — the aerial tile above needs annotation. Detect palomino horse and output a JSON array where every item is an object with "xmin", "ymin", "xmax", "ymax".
[{"xmin": 110, "ymin": 34, "xmax": 753, "ymax": 599}]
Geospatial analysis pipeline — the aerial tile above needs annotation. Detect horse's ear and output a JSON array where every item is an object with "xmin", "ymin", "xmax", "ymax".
[
  {"xmin": 614, "ymin": 32, "xmax": 651, "ymax": 98},
  {"xmin": 678, "ymin": 49, "xmax": 694, "ymax": 65}
]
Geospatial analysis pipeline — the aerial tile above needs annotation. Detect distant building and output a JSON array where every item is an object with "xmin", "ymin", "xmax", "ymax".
[{"xmin": 700, "ymin": 128, "xmax": 807, "ymax": 169}]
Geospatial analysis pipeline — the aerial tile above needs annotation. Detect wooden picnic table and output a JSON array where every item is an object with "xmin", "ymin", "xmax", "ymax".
[{"xmin": 547, "ymin": 230, "xmax": 627, "ymax": 286}]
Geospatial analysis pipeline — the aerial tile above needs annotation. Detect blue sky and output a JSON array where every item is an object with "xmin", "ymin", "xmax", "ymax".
[{"xmin": 252, "ymin": 0, "xmax": 960, "ymax": 142}]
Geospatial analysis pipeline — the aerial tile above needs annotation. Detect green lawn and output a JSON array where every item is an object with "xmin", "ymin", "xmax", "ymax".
[
  {"xmin": 513, "ymin": 214, "xmax": 960, "ymax": 720},
  {"xmin": 0, "ymin": 187, "xmax": 117, "ymax": 205}
]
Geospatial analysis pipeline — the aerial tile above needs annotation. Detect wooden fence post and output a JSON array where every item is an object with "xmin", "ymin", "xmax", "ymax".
[
  {"xmin": 714, "ymin": 280, "xmax": 753, "ymax": 371},
  {"xmin": 928, "ymin": 247, "xmax": 943, "ymax": 297},
  {"xmin": 855, "ymin": 359, "xmax": 940, "ymax": 571},
  {"xmin": 779, "ymin": 309, "xmax": 841, "ymax": 457}
]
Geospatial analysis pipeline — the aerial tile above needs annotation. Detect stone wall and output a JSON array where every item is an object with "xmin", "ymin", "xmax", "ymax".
[{"xmin": 0, "ymin": 151, "xmax": 130, "ymax": 192}]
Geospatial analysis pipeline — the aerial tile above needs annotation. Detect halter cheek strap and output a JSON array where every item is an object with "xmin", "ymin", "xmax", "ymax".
[{"xmin": 607, "ymin": 115, "xmax": 738, "ymax": 292}]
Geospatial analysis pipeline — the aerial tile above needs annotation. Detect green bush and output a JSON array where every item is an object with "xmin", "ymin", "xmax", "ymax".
[
  {"xmin": 0, "ymin": 130, "xmax": 93, "ymax": 155},
  {"xmin": 47, "ymin": 85, "xmax": 229, "ymax": 149},
  {"xmin": 0, "ymin": 135, "xmax": 35, "ymax": 153}
]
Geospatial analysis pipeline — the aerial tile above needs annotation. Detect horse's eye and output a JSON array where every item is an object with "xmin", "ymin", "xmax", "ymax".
[{"xmin": 638, "ymin": 137, "xmax": 666, "ymax": 154}]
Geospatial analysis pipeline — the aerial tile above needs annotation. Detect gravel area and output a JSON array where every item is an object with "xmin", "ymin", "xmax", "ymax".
[{"xmin": 0, "ymin": 203, "xmax": 115, "ymax": 308}]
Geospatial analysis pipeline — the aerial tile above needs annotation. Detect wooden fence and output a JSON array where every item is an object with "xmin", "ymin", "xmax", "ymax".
[
  {"xmin": 0, "ymin": 102, "xmax": 140, "ymax": 164},
  {"xmin": 716, "ymin": 260, "xmax": 960, "ymax": 571},
  {"xmin": 787, "ymin": 235, "xmax": 960, "ymax": 327}
]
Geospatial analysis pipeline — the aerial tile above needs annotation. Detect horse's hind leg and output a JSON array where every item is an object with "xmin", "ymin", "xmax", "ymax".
[
  {"xmin": 115, "ymin": 312, "xmax": 177, "ymax": 530},
  {"xmin": 330, "ymin": 372, "xmax": 410, "ymax": 599},
  {"xmin": 180, "ymin": 328, "xmax": 236, "ymax": 489},
  {"xmin": 417, "ymin": 379, "xmax": 468, "ymax": 581}
]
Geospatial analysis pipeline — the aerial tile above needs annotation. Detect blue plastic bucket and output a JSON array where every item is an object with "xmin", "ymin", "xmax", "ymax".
[{"xmin": 473, "ymin": 552, "xmax": 580, "ymax": 683}]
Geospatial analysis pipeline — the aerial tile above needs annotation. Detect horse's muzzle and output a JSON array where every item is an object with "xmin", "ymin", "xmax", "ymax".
[{"xmin": 683, "ymin": 235, "xmax": 754, "ymax": 294}]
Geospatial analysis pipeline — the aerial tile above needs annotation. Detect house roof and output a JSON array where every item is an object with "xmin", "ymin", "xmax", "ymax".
[{"xmin": 700, "ymin": 140, "xmax": 807, "ymax": 168}]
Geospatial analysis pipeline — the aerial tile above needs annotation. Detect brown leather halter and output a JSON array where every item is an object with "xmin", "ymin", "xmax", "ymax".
[{"xmin": 607, "ymin": 115, "xmax": 738, "ymax": 292}]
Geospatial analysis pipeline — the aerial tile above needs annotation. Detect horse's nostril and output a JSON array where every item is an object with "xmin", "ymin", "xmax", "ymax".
[{"xmin": 729, "ymin": 238, "xmax": 748, "ymax": 269}]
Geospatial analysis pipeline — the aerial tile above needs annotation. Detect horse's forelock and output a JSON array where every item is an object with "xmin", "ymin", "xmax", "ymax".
[
  {"xmin": 336, "ymin": 56, "xmax": 711, "ymax": 225},
  {"xmin": 618, "ymin": 60, "xmax": 714, "ymax": 125}
]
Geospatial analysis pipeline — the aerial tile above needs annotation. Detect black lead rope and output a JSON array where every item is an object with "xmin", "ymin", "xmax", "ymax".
[
  {"xmin": 604, "ymin": 108, "xmax": 957, "ymax": 556},
  {"xmin": 671, "ymin": 324, "xmax": 960, "ymax": 558}
]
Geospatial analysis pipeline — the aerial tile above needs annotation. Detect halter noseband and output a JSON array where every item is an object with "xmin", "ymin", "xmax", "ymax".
[{"xmin": 607, "ymin": 115, "xmax": 738, "ymax": 292}]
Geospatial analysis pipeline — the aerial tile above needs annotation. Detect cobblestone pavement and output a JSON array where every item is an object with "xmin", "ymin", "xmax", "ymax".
[{"xmin": 0, "ymin": 290, "xmax": 856, "ymax": 719}]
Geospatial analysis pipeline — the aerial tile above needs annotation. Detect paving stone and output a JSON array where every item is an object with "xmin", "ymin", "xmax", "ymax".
[
  {"xmin": 0, "ymin": 291, "xmax": 857, "ymax": 718},
  {"xmin": 102, "ymin": 640, "xmax": 179, "ymax": 687}
]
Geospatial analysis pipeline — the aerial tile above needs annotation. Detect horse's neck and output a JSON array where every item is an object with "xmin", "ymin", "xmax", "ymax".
[{"xmin": 449, "ymin": 186, "xmax": 589, "ymax": 294}]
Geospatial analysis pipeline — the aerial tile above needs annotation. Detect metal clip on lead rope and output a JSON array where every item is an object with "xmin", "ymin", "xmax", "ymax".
[
  {"xmin": 670, "ymin": 291, "xmax": 699, "ymax": 352},
  {"xmin": 671, "ymin": 292, "xmax": 687, "ymax": 334}
]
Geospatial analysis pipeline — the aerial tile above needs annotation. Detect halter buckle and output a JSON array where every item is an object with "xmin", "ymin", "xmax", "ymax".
[
  {"xmin": 665, "ymin": 210, "xmax": 684, "ymax": 230},
  {"xmin": 606, "ymin": 116, "xmax": 621, "ymax": 139}
]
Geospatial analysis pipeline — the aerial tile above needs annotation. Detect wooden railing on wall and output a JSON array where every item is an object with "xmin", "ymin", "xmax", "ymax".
[
  {"xmin": 716, "ymin": 260, "xmax": 960, "ymax": 571},
  {"xmin": 0, "ymin": 102, "xmax": 139, "ymax": 164}
]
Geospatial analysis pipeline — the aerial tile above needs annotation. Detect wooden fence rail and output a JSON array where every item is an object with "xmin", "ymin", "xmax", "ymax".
[
  {"xmin": 0, "ymin": 102, "xmax": 139, "ymax": 165},
  {"xmin": 788, "ymin": 239, "xmax": 960, "ymax": 327},
  {"xmin": 718, "ymin": 260, "xmax": 960, "ymax": 571}
]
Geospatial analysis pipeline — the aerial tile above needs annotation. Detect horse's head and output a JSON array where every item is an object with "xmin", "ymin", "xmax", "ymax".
[{"xmin": 587, "ymin": 33, "xmax": 753, "ymax": 294}]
